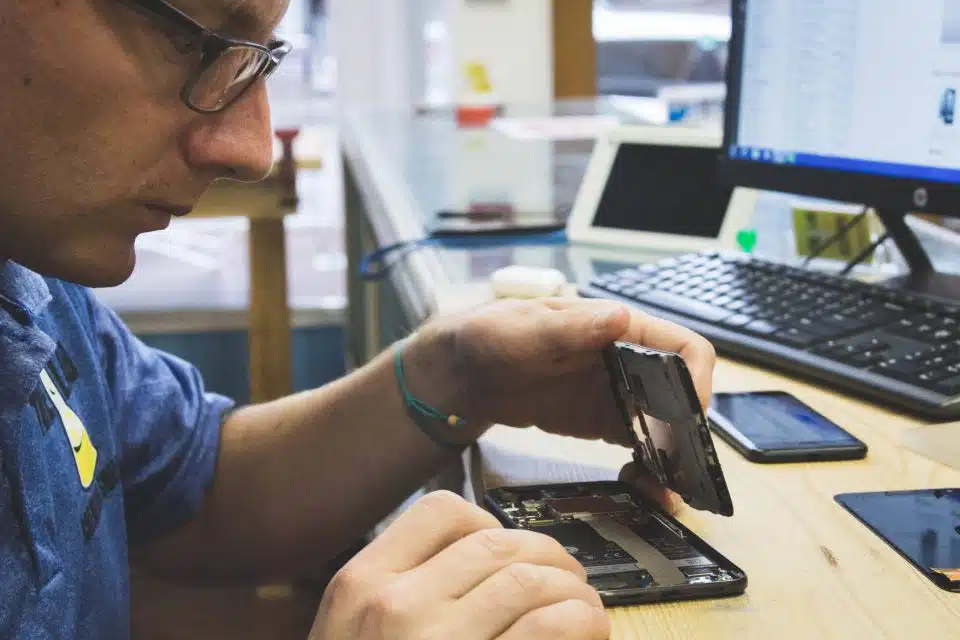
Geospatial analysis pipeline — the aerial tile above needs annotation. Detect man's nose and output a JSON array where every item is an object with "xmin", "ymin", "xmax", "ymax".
[{"xmin": 182, "ymin": 82, "xmax": 274, "ymax": 183}]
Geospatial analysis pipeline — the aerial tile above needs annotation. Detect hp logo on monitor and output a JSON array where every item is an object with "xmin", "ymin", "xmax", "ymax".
[{"xmin": 914, "ymin": 187, "xmax": 929, "ymax": 209}]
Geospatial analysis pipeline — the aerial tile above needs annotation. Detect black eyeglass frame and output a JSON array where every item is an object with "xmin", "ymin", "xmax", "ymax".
[{"xmin": 123, "ymin": 0, "xmax": 292, "ymax": 113}]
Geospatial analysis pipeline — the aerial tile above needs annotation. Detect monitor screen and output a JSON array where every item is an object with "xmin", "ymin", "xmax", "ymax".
[{"xmin": 723, "ymin": 0, "xmax": 960, "ymax": 212}]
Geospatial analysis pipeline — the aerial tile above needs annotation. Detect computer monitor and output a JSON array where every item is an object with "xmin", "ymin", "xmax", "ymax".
[{"xmin": 720, "ymin": 0, "xmax": 960, "ymax": 302}]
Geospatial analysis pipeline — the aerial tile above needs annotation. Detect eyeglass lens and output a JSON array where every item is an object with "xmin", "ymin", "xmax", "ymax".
[{"xmin": 189, "ymin": 46, "xmax": 271, "ymax": 111}]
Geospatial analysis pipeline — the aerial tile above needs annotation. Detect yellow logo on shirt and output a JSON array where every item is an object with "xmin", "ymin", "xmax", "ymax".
[{"xmin": 39, "ymin": 370, "xmax": 98, "ymax": 489}]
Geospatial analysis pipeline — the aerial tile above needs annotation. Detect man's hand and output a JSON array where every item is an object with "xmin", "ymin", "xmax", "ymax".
[
  {"xmin": 310, "ymin": 491, "xmax": 610, "ymax": 640},
  {"xmin": 407, "ymin": 297, "xmax": 716, "ymax": 447},
  {"xmin": 401, "ymin": 298, "xmax": 715, "ymax": 512}
]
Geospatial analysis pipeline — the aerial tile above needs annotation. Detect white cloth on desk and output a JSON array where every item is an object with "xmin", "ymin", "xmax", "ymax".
[{"xmin": 476, "ymin": 425, "xmax": 631, "ymax": 490}]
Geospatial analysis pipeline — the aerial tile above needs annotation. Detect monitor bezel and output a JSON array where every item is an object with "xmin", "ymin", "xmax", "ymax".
[{"xmin": 718, "ymin": 0, "xmax": 960, "ymax": 219}]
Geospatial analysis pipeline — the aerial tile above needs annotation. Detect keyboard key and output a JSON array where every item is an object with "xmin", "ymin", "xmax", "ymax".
[
  {"xmin": 857, "ymin": 338, "xmax": 890, "ymax": 352},
  {"xmin": 889, "ymin": 317, "xmax": 920, "ymax": 337},
  {"xmin": 821, "ymin": 313, "xmax": 869, "ymax": 333},
  {"xmin": 745, "ymin": 320, "xmax": 779, "ymax": 335},
  {"xmin": 601, "ymin": 282, "xmax": 625, "ymax": 294},
  {"xmin": 922, "ymin": 355, "xmax": 949, "ymax": 369},
  {"xmin": 637, "ymin": 290, "xmax": 733, "ymax": 323},
  {"xmin": 849, "ymin": 351, "xmax": 889, "ymax": 368},
  {"xmin": 811, "ymin": 340, "xmax": 846, "ymax": 357},
  {"xmin": 873, "ymin": 356, "xmax": 927, "ymax": 380},
  {"xmin": 936, "ymin": 376, "xmax": 960, "ymax": 395},
  {"xmin": 622, "ymin": 285, "xmax": 651, "ymax": 298},
  {"xmin": 918, "ymin": 369, "xmax": 955, "ymax": 385},
  {"xmin": 775, "ymin": 328, "xmax": 820, "ymax": 347},
  {"xmin": 725, "ymin": 299, "xmax": 747, "ymax": 312},
  {"xmin": 723, "ymin": 314, "xmax": 753, "ymax": 328}
]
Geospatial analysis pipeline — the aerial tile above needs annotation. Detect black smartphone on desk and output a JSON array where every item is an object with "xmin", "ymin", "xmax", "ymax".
[
  {"xmin": 709, "ymin": 391, "xmax": 867, "ymax": 463},
  {"xmin": 428, "ymin": 209, "xmax": 566, "ymax": 237},
  {"xmin": 835, "ymin": 489, "xmax": 960, "ymax": 592},
  {"xmin": 483, "ymin": 342, "xmax": 747, "ymax": 606}
]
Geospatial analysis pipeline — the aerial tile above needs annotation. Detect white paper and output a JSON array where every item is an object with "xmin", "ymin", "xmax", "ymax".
[{"xmin": 490, "ymin": 115, "xmax": 622, "ymax": 141}]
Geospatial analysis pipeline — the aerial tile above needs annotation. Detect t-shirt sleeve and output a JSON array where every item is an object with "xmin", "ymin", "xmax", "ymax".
[{"xmin": 88, "ymin": 295, "xmax": 235, "ymax": 546}]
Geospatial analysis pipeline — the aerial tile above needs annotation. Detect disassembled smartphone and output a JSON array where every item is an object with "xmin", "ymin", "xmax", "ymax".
[{"xmin": 484, "ymin": 342, "xmax": 746, "ymax": 606}]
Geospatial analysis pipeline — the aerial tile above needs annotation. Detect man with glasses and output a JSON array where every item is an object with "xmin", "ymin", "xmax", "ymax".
[{"xmin": 0, "ymin": 2, "xmax": 715, "ymax": 638}]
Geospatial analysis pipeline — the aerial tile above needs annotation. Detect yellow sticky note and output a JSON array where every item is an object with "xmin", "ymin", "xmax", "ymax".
[
  {"xmin": 793, "ymin": 208, "xmax": 873, "ymax": 263},
  {"xmin": 464, "ymin": 61, "xmax": 493, "ymax": 94}
]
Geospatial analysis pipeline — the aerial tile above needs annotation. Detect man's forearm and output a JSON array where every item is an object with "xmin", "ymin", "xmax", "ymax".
[{"xmin": 136, "ymin": 324, "xmax": 481, "ymax": 584}]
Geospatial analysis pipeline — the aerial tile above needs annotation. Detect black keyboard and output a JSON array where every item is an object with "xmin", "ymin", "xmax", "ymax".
[{"xmin": 582, "ymin": 251, "xmax": 960, "ymax": 420}]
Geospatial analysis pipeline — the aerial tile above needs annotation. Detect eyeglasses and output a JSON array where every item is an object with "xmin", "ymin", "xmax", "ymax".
[{"xmin": 121, "ymin": 0, "xmax": 292, "ymax": 114}]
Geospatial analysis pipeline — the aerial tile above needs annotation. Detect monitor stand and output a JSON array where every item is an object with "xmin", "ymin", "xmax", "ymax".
[{"xmin": 875, "ymin": 209, "xmax": 960, "ymax": 306}]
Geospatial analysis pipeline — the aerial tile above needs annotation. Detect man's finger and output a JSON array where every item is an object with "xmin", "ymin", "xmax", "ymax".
[
  {"xmin": 356, "ymin": 491, "xmax": 502, "ymax": 574},
  {"xmin": 404, "ymin": 528, "xmax": 586, "ymax": 600},
  {"xmin": 619, "ymin": 462, "xmax": 684, "ymax": 515},
  {"xmin": 530, "ymin": 299, "xmax": 715, "ymax": 409},
  {"xmin": 498, "ymin": 599, "xmax": 611, "ymax": 640},
  {"xmin": 534, "ymin": 301, "xmax": 630, "ymax": 356},
  {"xmin": 618, "ymin": 309, "xmax": 716, "ymax": 410},
  {"xmin": 453, "ymin": 564, "xmax": 603, "ymax": 639}
]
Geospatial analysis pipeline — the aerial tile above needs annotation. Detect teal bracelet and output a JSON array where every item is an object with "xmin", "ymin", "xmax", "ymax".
[{"xmin": 394, "ymin": 339, "xmax": 468, "ymax": 450}]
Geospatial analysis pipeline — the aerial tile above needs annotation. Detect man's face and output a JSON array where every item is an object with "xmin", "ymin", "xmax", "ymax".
[{"xmin": 0, "ymin": 0, "xmax": 289, "ymax": 287}]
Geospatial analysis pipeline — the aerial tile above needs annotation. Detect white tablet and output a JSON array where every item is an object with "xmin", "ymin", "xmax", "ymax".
[{"xmin": 567, "ymin": 124, "xmax": 757, "ymax": 253}]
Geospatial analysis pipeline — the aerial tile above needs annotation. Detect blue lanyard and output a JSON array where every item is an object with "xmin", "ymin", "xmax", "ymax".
[{"xmin": 357, "ymin": 230, "xmax": 569, "ymax": 281}]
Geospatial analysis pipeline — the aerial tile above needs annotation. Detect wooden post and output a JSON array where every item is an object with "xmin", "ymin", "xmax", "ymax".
[
  {"xmin": 553, "ymin": 0, "xmax": 596, "ymax": 99},
  {"xmin": 247, "ymin": 217, "xmax": 293, "ymax": 404}
]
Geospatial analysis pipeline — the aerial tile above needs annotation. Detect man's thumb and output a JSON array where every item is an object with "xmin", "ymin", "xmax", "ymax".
[{"xmin": 619, "ymin": 461, "xmax": 684, "ymax": 515}]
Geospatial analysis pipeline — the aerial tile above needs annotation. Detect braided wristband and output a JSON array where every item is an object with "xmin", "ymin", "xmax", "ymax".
[{"xmin": 394, "ymin": 339, "xmax": 468, "ymax": 452}]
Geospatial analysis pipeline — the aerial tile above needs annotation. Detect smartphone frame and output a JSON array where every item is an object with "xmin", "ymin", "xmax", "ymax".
[
  {"xmin": 483, "ymin": 480, "xmax": 748, "ymax": 606},
  {"xmin": 709, "ymin": 391, "xmax": 868, "ymax": 463},
  {"xmin": 606, "ymin": 342, "xmax": 734, "ymax": 516}
]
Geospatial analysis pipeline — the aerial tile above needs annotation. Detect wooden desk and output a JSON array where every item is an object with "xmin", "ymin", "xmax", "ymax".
[{"xmin": 477, "ymin": 356, "xmax": 960, "ymax": 639}]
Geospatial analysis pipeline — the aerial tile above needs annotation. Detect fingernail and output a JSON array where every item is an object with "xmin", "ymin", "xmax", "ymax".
[{"xmin": 593, "ymin": 308, "xmax": 619, "ymax": 331}]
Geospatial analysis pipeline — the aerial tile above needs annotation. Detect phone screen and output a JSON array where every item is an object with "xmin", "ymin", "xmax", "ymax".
[
  {"xmin": 836, "ymin": 489, "xmax": 960, "ymax": 591},
  {"xmin": 711, "ymin": 391, "xmax": 860, "ymax": 449}
]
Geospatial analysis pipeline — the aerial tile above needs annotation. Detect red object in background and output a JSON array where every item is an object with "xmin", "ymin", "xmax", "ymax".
[{"xmin": 455, "ymin": 103, "xmax": 500, "ymax": 127}]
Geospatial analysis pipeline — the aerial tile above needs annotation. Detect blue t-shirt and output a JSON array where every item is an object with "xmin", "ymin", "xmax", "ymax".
[{"xmin": 0, "ymin": 261, "xmax": 234, "ymax": 638}]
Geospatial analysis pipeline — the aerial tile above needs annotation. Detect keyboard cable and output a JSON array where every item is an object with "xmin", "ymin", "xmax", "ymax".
[{"xmin": 837, "ymin": 231, "xmax": 891, "ymax": 277}]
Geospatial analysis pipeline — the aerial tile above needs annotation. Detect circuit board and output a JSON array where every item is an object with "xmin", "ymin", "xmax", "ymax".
[{"xmin": 486, "ymin": 485, "xmax": 740, "ymax": 592}]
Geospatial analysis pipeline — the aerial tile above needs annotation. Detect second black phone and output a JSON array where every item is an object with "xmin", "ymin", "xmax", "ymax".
[{"xmin": 709, "ymin": 391, "xmax": 867, "ymax": 463}]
